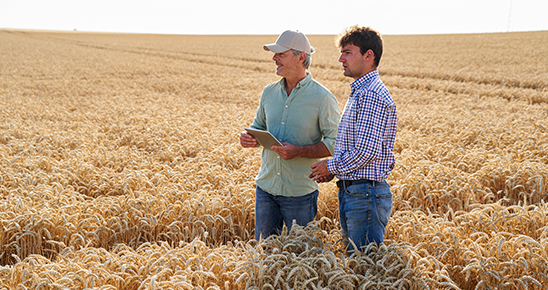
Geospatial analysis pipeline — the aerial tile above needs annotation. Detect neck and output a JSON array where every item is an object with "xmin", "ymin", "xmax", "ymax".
[
  {"xmin": 354, "ymin": 67, "xmax": 376, "ymax": 80},
  {"xmin": 285, "ymin": 71, "xmax": 307, "ymax": 95}
]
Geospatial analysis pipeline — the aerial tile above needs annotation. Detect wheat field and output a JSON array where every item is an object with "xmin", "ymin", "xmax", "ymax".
[{"xmin": 1, "ymin": 28, "xmax": 548, "ymax": 289}]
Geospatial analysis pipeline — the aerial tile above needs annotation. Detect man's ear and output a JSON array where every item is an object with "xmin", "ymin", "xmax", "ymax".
[
  {"xmin": 299, "ymin": 52, "xmax": 306, "ymax": 64},
  {"xmin": 364, "ymin": 49, "xmax": 376, "ymax": 68},
  {"xmin": 364, "ymin": 49, "xmax": 373, "ymax": 61}
]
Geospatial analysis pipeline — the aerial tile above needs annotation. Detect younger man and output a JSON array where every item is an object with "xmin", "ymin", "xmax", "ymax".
[{"xmin": 310, "ymin": 26, "xmax": 397, "ymax": 251}]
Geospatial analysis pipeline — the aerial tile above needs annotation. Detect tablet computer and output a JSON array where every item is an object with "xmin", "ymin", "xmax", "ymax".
[{"xmin": 245, "ymin": 128, "xmax": 283, "ymax": 148}]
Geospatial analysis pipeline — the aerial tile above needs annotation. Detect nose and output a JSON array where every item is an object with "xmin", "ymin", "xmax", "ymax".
[{"xmin": 338, "ymin": 54, "xmax": 345, "ymax": 62}]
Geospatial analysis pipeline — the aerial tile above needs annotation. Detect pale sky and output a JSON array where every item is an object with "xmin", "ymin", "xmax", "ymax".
[{"xmin": 1, "ymin": 0, "xmax": 547, "ymax": 35}]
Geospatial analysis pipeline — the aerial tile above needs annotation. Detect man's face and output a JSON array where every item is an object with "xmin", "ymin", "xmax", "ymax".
[
  {"xmin": 339, "ymin": 44, "xmax": 368, "ymax": 80},
  {"xmin": 272, "ymin": 50, "xmax": 301, "ymax": 77}
]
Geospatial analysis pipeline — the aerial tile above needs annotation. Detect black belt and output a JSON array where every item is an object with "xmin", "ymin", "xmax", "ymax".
[{"xmin": 336, "ymin": 179, "xmax": 376, "ymax": 188}]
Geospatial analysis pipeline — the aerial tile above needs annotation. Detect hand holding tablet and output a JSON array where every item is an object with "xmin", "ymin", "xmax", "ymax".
[{"xmin": 245, "ymin": 128, "xmax": 283, "ymax": 149}]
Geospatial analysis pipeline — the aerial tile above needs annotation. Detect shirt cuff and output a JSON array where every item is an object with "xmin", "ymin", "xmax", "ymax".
[{"xmin": 327, "ymin": 158, "xmax": 338, "ymax": 175}]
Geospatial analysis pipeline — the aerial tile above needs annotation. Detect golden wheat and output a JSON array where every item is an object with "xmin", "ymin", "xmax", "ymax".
[{"xmin": 1, "ymin": 29, "xmax": 548, "ymax": 289}]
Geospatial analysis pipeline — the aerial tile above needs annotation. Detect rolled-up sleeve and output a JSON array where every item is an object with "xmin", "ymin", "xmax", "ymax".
[
  {"xmin": 319, "ymin": 94, "xmax": 340, "ymax": 156},
  {"xmin": 250, "ymin": 91, "xmax": 267, "ymax": 131}
]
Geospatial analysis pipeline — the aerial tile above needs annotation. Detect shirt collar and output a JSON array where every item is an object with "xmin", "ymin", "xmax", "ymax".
[
  {"xmin": 281, "ymin": 72, "xmax": 313, "ymax": 89},
  {"xmin": 350, "ymin": 70, "xmax": 379, "ymax": 94}
]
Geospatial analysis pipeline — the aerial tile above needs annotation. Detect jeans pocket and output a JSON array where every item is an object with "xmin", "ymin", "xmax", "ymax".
[
  {"xmin": 345, "ymin": 183, "xmax": 370, "ymax": 197},
  {"xmin": 375, "ymin": 193, "xmax": 392, "ymax": 227}
]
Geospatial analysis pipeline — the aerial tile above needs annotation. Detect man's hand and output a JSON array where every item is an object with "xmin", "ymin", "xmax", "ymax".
[
  {"xmin": 310, "ymin": 172, "xmax": 335, "ymax": 183},
  {"xmin": 271, "ymin": 143, "xmax": 300, "ymax": 160},
  {"xmin": 240, "ymin": 132, "xmax": 259, "ymax": 148},
  {"xmin": 310, "ymin": 159, "xmax": 332, "ymax": 182}
]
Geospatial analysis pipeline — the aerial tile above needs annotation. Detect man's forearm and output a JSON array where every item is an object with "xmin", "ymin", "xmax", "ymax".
[
  {"xmin": 272, "ymin": 141, "xmax": 331, "ymax": 160},
  {"xmin": 296, "ymin": 142, "xmax": 331, "ymax": 159}
]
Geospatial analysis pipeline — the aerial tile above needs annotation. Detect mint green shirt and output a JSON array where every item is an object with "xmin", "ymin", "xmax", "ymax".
[{"xmin": 251, "ymin": 73, "xmax": 340, "ymax": 197}]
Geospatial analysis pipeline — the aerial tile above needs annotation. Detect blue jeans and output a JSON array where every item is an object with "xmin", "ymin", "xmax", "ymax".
[
  {"xmin": 338, "ymin": 180, "xmax": 392, "ymax": 251},
  {"xmin": 255, "ymin": 186, "xmax": 319, "ymax": 241}
]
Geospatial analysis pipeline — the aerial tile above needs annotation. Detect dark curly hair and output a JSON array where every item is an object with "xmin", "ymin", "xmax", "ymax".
[{"xmin": 336, "ymin": 25, "xmax": 383, "ymax": 67}]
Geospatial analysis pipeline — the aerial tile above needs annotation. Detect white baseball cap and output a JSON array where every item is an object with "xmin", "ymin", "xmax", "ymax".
[{"xmin": 263, "ymin": 30, "xmax": 315, "ymax": 54}]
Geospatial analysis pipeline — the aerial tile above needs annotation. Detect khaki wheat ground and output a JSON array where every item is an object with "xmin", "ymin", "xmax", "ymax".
[{"xmin": 1, "ymin": 29, "xmax": 548, "ymax": 289}]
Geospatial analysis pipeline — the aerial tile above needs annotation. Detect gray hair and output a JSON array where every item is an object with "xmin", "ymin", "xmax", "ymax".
[{"xmin": 291, "ymin": 49, "xmax": 311, "ymax": 69}]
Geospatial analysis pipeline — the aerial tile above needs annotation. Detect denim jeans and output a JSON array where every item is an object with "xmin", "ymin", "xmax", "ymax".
[
  {"xmin": 338, "ymin": 180, "xmax": 392, "ymax": 251},
  {"xmin": 255, "ymin": 186, "xmax": 319, "ymax": 241}
]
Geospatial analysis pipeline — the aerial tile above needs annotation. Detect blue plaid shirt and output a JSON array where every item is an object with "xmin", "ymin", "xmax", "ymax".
[{"xmin": 327, "ymin": 70, "xmax": 397, "ymax": 182}]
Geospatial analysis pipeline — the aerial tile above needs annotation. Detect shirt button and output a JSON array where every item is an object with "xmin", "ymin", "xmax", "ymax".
[
  {"xmin": 285, "ymin": 105, "xmax": 288, "ymax": 108},
  {"xmin": 281, "ymin": 122, "xmax": 284, "ymax": 124},
  {"xmin": 277, "ymin": 173, "xmax": 280, "ymax": 175},
  {"xmin": 277, "ymin": 156, "xmax": 280, "ymax": 159}
]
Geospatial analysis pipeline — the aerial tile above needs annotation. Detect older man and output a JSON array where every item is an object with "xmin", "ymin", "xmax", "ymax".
[{"xmin": 240, "ymin": 30, "xmax": 340, "ymax": 240}]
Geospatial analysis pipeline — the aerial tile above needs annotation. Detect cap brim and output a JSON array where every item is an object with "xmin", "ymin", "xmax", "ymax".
[{"xmin": 263, "ymin": 43, "xmax": 291, "ymax": 53}]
